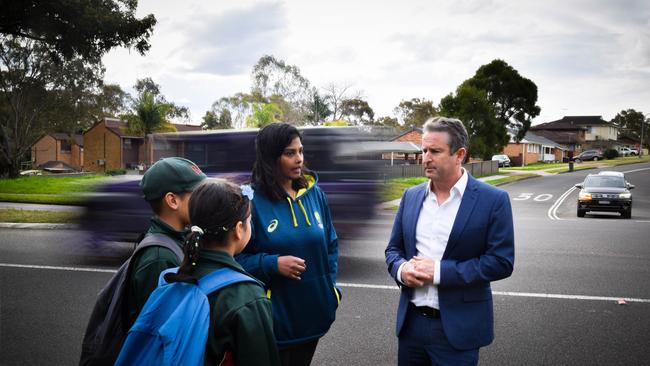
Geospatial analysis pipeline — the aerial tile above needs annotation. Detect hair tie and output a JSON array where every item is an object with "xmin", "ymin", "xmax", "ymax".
[
  {"xmin": 240, "ymin": 184, "xmax": 254, "ymax": 200},
  {"xmin": 190, "ymin": 225, "xmax": 204, "ymax": 235}
]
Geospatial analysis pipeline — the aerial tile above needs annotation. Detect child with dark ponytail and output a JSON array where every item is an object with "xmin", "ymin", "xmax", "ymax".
[{"xmin": 166, "ymin": 180, "xmax": 280, "ymax": 365}]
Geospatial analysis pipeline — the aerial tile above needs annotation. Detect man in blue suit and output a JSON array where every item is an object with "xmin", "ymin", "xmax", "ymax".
[{"xmin": 385, "ymin": 117, "xmax": 515, "ymax": 366}]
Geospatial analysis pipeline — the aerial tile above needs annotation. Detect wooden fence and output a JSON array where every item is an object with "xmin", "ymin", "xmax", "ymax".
[{"xmin": 381, "ymin": 160, "xmax": 498, "ymax": 180}]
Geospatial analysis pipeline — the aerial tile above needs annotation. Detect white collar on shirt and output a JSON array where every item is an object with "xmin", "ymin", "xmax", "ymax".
[{"xmin": 424, "ymin": 167, "xmax": 468, "ymax": 200}]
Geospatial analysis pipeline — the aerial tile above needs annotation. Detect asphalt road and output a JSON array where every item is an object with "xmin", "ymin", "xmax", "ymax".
[{"xmin": 1, "ymin": 162, "xmax": 649, "ymax": 365}]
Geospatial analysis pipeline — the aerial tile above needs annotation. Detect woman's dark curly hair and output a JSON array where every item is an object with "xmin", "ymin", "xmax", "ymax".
[{"xmin": 251, "ymin": 123, "xmax": 308, "ymax": 201}]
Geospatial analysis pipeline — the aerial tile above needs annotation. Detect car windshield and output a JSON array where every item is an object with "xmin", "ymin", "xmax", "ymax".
[{"xmin": 584, "ymin": 176, "xmax": 626, "ymax": 188}]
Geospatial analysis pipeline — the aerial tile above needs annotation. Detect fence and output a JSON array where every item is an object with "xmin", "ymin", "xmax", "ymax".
[{"xmin": 382, "ymin": 160, "xmax": 498, "ymax": 180}]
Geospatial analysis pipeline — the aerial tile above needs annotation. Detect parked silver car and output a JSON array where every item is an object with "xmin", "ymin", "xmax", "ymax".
[{"xmin": 491, "ymin": 154, "xmax": 511, "ymax": 167}]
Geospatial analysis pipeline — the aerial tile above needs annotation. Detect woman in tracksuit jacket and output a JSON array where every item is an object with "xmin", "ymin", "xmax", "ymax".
[{"xmin": 236, "ymin": 123, "xmax": 340, "ymax": 366}]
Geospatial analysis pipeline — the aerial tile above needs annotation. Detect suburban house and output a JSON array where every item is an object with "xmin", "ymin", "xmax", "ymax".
[
  {"xmin": 83, "ymin": 117, "xmax": 201, "ymax": 173},
  {"xmin": 531, "ymin": 116, "xmax": 618, "ymax": 152},
  {"xmin": 503, "ymin": 131, "xmax": 566, "ymax": 166},
  {"xmin": 382, "ymin": 126, "xmax": 423, "ymax": 164},
  {"xmin": 30, "ymin": 133, "xmax": 84, "ymax": 171}
]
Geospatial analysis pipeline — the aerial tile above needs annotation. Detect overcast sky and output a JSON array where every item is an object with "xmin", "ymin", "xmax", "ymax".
[{"xmin": 102, "ymin": 0, "xmax": 650, "ymax": 126}]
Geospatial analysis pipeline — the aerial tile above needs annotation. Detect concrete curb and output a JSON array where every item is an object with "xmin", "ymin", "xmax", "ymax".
[{"xmin": 0, "ymin": 222, "xmax": 79, "ymax": 230}]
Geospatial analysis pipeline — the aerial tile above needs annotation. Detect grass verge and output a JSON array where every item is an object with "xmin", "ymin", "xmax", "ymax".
[
  {"xmin": 0, "ymin": 194, "xmax": 86, "ymax": 205},
  {"xmin": 0, "ymin": 175, "xmax": 106, "ymax": 194},
  {"xmin": 485, "ymin": 173, "xmax": 538, "ymax": 186},
  {"xmin": 380, "ymin": 177, "xmax": 428, "ymax": 202},
  {"xmin": 0, "ymin": 209, "xmax": 79, "ymax": 223}
]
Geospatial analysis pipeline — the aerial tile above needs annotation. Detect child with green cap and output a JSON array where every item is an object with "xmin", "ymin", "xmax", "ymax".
[
  {"xmin": 125, "ymin": 157, "xmax": 208, "ymax": 323},
  {"xmin": 80, "ymin": 157, "xmax": 207, "ymax": 366}
]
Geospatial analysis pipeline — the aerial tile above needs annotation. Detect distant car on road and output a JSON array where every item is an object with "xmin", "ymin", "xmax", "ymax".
[
  {"xmin": 575, "ymin": 171, "xmax": 634, "ymax": 218},
  {"xmin": 573, "ymin": 149, "xmax": 604, "ymax": 162},
  {"xmin": 491, "ymin": 154, "xmax": 511, "ymax": 167}
]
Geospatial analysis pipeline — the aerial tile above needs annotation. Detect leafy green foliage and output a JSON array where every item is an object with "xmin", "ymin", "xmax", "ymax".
[
  {"xmin": 465, "ymin": 59, "xmax": 540, "ymax": 141},
  {"xmin": 611, "ymin": 109, "xmax": 648, "ymax": 145},
  {"xmin": 0, "ymin": 0, "xmax": 156, "ymax": 61},
  {"xmin": 393, "ymin": 98, "xmax": 437, "ymax": 127},
  {"xmin": 246, "ymin": 103, "xmax": 283, "ymax": 128},
  {"xmin": 341, "ymin": 98, "xmax": 374, "ymax": 125},
  {"xmin": 439, "ymin": 83, "xmax": 509, "ymax": 160}
]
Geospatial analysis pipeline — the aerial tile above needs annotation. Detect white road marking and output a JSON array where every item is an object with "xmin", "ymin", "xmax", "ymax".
[
  {"xmin": 4, "ymin": 263, "xmax": 650, "ymax": 304},
  {"xmin": 0, "ymin": 263, "xmax": 117, "ymax": 273},
  {"xmin": 547, "ymin": 186, "xmax": 576, "ymax": 220}
]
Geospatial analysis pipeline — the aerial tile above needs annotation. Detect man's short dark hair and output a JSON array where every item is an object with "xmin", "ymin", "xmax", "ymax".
[{"xmin": 422, "ymin": 116, "xmax": 469, "ymax": 155}]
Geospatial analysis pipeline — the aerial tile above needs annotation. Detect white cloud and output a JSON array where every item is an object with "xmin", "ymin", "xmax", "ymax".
[{"xmin": 101, "ymin": 0, "xmax": 650, "ymax": 124}]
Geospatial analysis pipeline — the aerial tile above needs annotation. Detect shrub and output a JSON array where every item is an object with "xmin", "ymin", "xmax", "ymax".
[
  {"xmin": 603, "ymin": 149, "xmax": 619, "ymax": 160},
  {"xmin": 105, "ymin": 168, "xmax": 127, "ymax": 176}
]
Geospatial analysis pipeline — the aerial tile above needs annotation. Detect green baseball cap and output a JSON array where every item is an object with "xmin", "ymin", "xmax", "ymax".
[{"xmin": 140, "ymin": 157, "xmax": 207, "ymax": 201}]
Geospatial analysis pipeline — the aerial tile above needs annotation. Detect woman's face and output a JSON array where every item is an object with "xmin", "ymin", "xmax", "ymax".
[{"xmin": 277, "ymin": 136, "xmax": 304, "ymax": 181}]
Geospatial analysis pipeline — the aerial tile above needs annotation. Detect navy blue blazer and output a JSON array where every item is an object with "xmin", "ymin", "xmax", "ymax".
[{"xmin": 385, "ymin": 174, "xmax": 515, "ymax": 350}]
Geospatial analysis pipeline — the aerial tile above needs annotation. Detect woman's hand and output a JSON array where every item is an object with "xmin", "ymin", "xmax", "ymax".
[{"xmin": 277, "ymin": 255, "xmax": 306, "ymax": 280}]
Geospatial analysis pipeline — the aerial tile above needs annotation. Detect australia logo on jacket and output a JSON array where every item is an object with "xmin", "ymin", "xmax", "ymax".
[{"xmin": 314, "ymin": 211, "xmax": 324, "ymax": 229}]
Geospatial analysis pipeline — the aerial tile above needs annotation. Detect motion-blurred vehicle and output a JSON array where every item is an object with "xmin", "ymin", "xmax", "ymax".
[
  {"xmin": 491, "ymin": 154, "xmax": 511, "ymax": 167},
  {"xmin": 575, "ymin": 171, "xmax": 634, "ymax": 218},
  {"xmin": 79, "ymin": 126, "xmax": 386, "ymax": 244},
  {"xmin": 573, "ymin": 149, "xmax": 603, "ymax": 162}
]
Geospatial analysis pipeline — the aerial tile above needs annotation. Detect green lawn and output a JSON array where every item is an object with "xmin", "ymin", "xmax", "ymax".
[
  {"xmin": 381, "ymin": 173, "xmax": 539, "ymax": 203},
  {"xmin": 0, "ymin": 175, "xmax": 106, "ymax": 204},
  {"xmin": 0, "ymin": 209, "xmax": 79, "ymax": 223},
  {"xmin": 0, "ymin": 175, "xmax": 106, "ymax": 194},
  {"xmin": 501, "ymin": 162, "xmax": 567, "ymax": 171}
]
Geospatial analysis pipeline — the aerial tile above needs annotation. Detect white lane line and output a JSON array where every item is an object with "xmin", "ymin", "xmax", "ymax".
[
  {"xmin": 547, "ymin": 186, "xmax": 576, "ymax": 220},
  {"xmin": 340, "ymin": 282, "xmax": 650, "ymax": 303},
  {"xmin": 622, "ymin": 167, "xmax": 650, "ymax": 174},
  {"xmin": 0, "ymin": 263, "xmax": 117, "ymax": 273},
  {"xmin": 4, "ymin": 263, "xmax": 650, "ymax": 304}
]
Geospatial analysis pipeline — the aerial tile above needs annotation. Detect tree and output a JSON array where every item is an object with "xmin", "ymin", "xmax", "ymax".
[
  {"xmin": 611, "ymin": 109, "xmax": 649, "ymax": 145},
  {"xmin": 305, "ymin": 92, "xmax": 332, "ymax": 124},
  {"xmin": 321, "ymin": 83, "xmax": 364, "ymax": 121},
  {"xmin": 393, "ymin": 98, "xmax": 437, "ymax": 127},
  {"xmin": 0, "ymin": 0, "xmax": 156, "ymax": 62},
  {"xmin": 465, "ymin": 59, "xmax": 540, "ymax": 141},
  {"xmin": 134, "ymin": 77, "xmax": 189, "ymax": 121},
  {"xmin": 0, "ymin": 37, "xmax": 103, "ymax": 177},
  {"xmin": 439, "ymin": 82, "xmax": 508, "ymax": 160},
  {"xmin": 340, "ymin": 98, "xmax": 374, "ymax": 125},
  {"xmin": 246, "ymin": 103, "xmax": 283, "ymax": 128},
  {"xmin": 374, "ymin": 116, "xmax": 400, "ymax": 128},
  {"xmin": 201, "ymin": 109, "xmax": 232, "ymax": 130},
  {"xmin": 251, "ymin": 55, "xmax": 312, "ymax": 123}
]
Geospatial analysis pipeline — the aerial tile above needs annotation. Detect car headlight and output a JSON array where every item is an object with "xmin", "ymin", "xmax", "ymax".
[
  {"xmin": 578, "ymin": 191, "xmax": 592, "ymax": 200},
  {"xmin": 619, "ymin": 192, "xmax": 631, "ymax": 199}
]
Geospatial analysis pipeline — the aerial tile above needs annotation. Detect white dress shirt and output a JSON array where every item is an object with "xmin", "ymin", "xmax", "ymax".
[{"xmin": 397, "ymin": 169, "xmax": 468, "ymax": 309}]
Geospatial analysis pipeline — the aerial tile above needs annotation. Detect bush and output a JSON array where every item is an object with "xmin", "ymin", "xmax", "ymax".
[
  {"xmin": 105, "ymin": 168, "xmax": 127, "ymax": 176},
  {"xmin": 603, "ymin": 149, "xmax": 619, "ymax": 160}
]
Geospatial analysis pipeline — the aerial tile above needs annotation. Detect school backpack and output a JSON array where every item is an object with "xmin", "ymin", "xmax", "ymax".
[
  {"xmin": 114, "ymin": 266, "xmax": 258, "ymax": 366},
  {"xmin": 79, "ymin": 233, "xmax": 184, "ymax": 366}
]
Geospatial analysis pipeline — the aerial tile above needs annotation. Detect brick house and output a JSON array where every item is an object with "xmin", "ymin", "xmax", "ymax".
[
  {"xmin": 503, "ymin": 132, "xmax": 566, "ymax": 166},
  {"xmin": 531, "ymin": 116, "xmax": 618, "ymax": 152},
  {"xmin": 31, "ymin": 133, "xmax": 84, "ymax": 171},
  {"xmin": 84, "ymin": 117, "xmax": 203, "ymax": 172},
  {"xmin": 382, "ymin": 126, "xmax": 423, "ymax": 164}
]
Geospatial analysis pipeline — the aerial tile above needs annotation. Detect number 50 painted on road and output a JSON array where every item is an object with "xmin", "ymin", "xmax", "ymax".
[{"xmin": 512, "ymin": 193, "xmax": 553, "ymax": 201}]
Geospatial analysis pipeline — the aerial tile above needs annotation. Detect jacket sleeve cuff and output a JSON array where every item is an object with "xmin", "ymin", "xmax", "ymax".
[{"xmin": 262, "ymin": 254, "xmax": 279, "ymax": 278}]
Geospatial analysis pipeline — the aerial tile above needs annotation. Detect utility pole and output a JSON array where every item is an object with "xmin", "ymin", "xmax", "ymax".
[{"xmin": 640, "ymin": 117, "xmax": 646, "ymax": 158}]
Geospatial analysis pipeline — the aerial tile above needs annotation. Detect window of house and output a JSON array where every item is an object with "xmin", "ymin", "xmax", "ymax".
[
  {"xmin": 60, "ymin": 140, "xmax": 71, "ymax": 153},
  {"xmin": 123, "ymin": 138, "xmax": 132, "ymax": 150}
]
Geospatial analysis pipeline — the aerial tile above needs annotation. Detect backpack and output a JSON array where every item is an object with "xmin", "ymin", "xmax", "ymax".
[
  {"xmin": 79, "ymin": 234, "xmax": 184, "ymax": 366},
  {"xmin": 114, "ymin": 266, "xmax": 258, "ymax": 366}
]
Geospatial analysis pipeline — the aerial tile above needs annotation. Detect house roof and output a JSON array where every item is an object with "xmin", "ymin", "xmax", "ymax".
[
  {"xmin": 46, "ymin": 133, "xmax": 84, "ymax": 147},
  {"xmin": 173, "ymin": 123, "xmax": 202, "ymax": 132},
  {"xmin": 531, "ymin": 116, "xmax": 613, "ymax": 131},
  {"xmin": 391, "ymin": 126, "xmax": 423, "ymax": 141},
  {"xmin": 340, "ymin": 141, "xmax": 422, "ymax": 155},
  {"xmin": 520, "ymin": 132, "xmax": 566, "ymax": 150},
  {"xmin": 527, "ymin": 130, "xmax": 581, "ymax": 145}
]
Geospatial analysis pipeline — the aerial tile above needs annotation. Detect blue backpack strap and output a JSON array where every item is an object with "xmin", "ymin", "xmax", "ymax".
[
  {"xmin": 158, "ymin": 267, "xmax": 180, "ymax": 287},
  {"xmin": 198, "ymin": 268, "xmax": 258, "ymax": 295}
]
